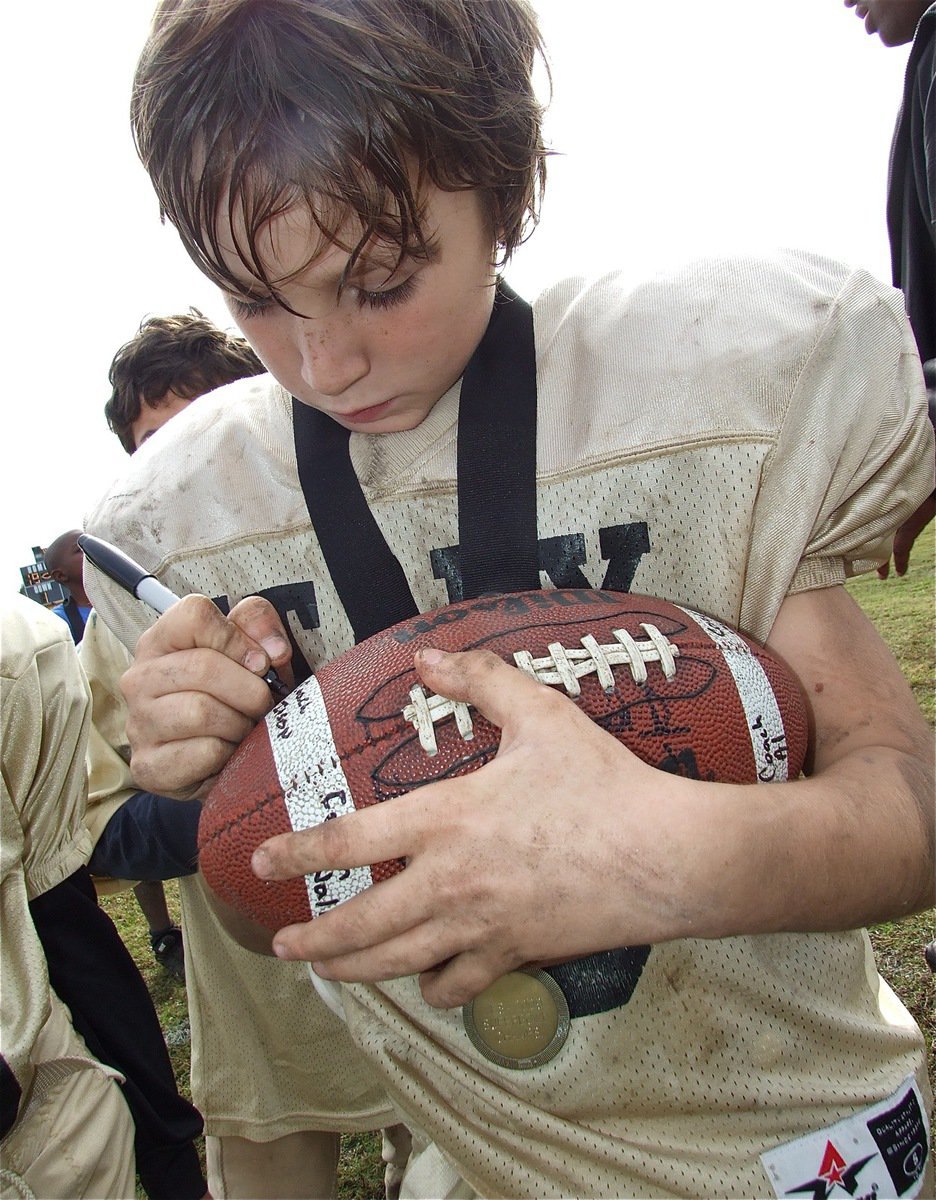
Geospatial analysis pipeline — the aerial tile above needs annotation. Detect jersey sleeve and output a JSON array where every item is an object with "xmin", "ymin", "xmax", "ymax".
[
  {"xmin": 1, "ymin": 600, "xmax": 94, "ymax": 899},
  {"xmin": 0, "ymin": 599, "xmax": 96, "ymax": 1124},
  {"xmin": 743, "ymin": 263, "xmax": 934, "ymax": 628}
]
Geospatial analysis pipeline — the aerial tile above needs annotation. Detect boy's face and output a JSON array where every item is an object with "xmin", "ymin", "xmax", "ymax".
[
  {"xmin": 220, "ymin": 186, "xmax": 498, "ymax": 434},
  {"xmin": 49, "ymin": 536, "xmax": 85, "ymax": 589},
  {"xmin": 843, "ymin": 0, "xmax": 927, "ymax": 46},
  {"xmin": 131, "ymin": 390, "xmax": 195, "ymax": 452}
]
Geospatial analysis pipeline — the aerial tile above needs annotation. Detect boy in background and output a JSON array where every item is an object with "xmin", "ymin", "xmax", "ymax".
[
  {"xmin": 105, "ymin": 310, "xmax": 264, "ymax": 453},
  {"xmin": 45, "ymin": 528, "xmax": 92, "ymax": 643},
  {"xmin": 86, "ymin": 1, "xmax": 935, "ymax": 1195},
  {"xmin": 844, "ymin": 0, "xmax": 936, "ymax": 575},
  {"xmin": 84, "ymin": 312, "xmax": 409, "ymax": 1199},
  {"xmin": 89, "ymin": 310, "xmax": 266, "ymax": 980}
]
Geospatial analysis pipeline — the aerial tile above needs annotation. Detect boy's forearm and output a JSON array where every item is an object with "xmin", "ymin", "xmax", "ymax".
[
  {"xmin": 668, "ymin": 746, "xmax": 935, "ymax": 943},
  {"xmin": 619, "ymin": 581, "xmax": 935, "ymax": 944},
  {"xmin": 684, "ymin": 581, "xmax": 935, "ymax": 938}
]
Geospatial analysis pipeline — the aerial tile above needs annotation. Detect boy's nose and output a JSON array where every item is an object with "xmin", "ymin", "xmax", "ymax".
[{"xmin": 298, "ymin": 321, "xmax": 369, "ymax": 396}]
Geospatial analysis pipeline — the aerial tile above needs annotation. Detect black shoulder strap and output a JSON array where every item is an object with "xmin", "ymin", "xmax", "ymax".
[
  {"xmin": 456, "ymin": 283, "xmax": 539, "ymax": 599},
  {"xmin": 294, "ymin": 405, "xmax": 418, "ymax": 640},
  {"xmin": 292, "ymin": 280, "xmax": 538, "ymax": 642},
  {"xmin": 63, "ymin": 596, "xmax": 86, "ymax": 644}
]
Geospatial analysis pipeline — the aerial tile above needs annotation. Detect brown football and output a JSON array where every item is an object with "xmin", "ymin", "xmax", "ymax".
[{"xmin": 198, "ymin": 589, "xmax": 809, "ymax": 930}]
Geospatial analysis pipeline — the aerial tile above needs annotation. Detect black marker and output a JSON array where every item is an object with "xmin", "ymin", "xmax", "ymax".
[{"xmin": 77, "ymin": 533, "xmax": 290, "ymax": 700}]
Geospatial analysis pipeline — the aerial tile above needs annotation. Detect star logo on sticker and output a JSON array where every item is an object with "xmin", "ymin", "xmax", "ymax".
[{"xmin": 785, "ymin": 1141, "xmax": 877, "ymax": 1199}]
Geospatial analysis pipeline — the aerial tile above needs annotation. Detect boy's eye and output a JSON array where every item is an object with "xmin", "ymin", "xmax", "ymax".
[
  {"xmin": 228, "ymin": 293, "xmax": 276, "ymax": 320},
  {"xmin": 356, "ymin": 274, "xmax": 418, "ymax": 311}
]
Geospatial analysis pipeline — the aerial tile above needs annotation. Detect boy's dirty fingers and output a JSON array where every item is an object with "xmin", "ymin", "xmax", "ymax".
[
  {"xmin": 121, "ymin": 653, "xmax": 264, "ymax": 798},
  {"xmin": 414, "ymin": 645, "xmax": 545, "ymax": 728},
  {"xmin": 133, "ymin": 593, "xmax": 290, "ymax": 680},
  {"xmin": 123, "ymin": 732, "xmax": 230, "ymax": 801},
  {"xmin": 120, "ymin": 594, "xmax": 293, "ymax": 798},
  {"xmin": 268, "ymin": 872, "xmax": 433, "ymax": 970},
  {"xmin": 227, "ymin": 595, "xmax": 295, "ymax": 682},
  {"xmin": 418, "ymin": 951, "xmax": 510, "ymax": 1011},
  {"xmin": 414, "ymin": 644, "xmax": 599, "ymax": 751},
  {"xmin": 253, "ymin": 796, "xmax": 417, "ymax": 883}
]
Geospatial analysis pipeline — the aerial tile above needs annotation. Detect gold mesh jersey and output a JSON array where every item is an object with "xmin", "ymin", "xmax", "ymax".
[
  {"xmin": 2, "ymin": 598, "xmax": 96, "ymax": 1104},
  {"xmin": 85, "ymin": 252, "xmax": 934, "ymax": 1195},
  {"xmin": 1, "ymin": 598, "xmax": 136, "ymax": 1197}
]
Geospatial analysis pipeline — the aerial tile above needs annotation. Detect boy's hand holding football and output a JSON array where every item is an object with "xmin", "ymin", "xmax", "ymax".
[{"xmin": 251, "ymin": 587, "xmax": 933, "ymax": 1007}]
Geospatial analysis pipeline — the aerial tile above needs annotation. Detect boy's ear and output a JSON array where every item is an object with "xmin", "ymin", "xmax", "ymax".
[
  {"xmin": 483, "ymin": 193, "xmax": 507, "ymax": 252},
  {"xmin": 50, "ymin": 568, "xmax": 67, "ymax": 584}
]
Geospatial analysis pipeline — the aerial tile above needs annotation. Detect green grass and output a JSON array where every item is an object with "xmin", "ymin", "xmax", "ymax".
[
  {"xmin": 844, "ymin": 531, "xmax": 935, "ymax": 1126},
  {"xmin": 102, "ymin": 537, "xmax": 935, "ymax": 1196},
  {"xmin": 844, "ymin": 532, "xmax": 935, "ymax": 725}
]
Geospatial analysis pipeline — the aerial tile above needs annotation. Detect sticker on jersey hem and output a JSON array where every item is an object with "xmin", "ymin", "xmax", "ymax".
[{"xmin": 760, "ymin": 1075, "xmax": 929, "ymax": 1198}]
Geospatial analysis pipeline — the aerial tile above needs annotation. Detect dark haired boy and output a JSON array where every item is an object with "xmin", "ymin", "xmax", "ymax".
[
  {"xmin": 91, "ymin": 313, "xmax": 264, "ymax": 977},
  {"xmin": 85, "ymin": 317, "xmax": 404, "ymax": 1196},
  {"xmin": 86, "ymin": 1, "xmax": 935, "ymax": 1195},
  {"xmin": 105, "ymin": 308, "xmax": 264, "ymax": 453}
]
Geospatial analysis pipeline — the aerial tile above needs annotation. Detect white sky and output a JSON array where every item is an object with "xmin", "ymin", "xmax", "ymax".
[{"xmin": 0, "ymin": 1, "xmax": 911, "ymax": 594}]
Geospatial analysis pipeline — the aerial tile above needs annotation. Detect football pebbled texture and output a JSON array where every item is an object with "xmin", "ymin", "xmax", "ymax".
[{"xmin": 198, "ymin": 589, "xmax": 809, "ymax": 931}]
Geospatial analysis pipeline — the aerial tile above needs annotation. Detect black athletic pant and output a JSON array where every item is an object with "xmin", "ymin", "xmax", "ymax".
[
  {"xmin": 29, "ymin": 866, "xmax": 206, "ymax": 1200},
  {"xmin": 88, "ymin": 791, "xmax": 201, "ymax": 882}
]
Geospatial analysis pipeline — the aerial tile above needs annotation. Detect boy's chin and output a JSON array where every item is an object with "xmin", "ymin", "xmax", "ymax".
[{"xmin": 332, "ymin": 405, "xmax": 435, "ymax": 435}]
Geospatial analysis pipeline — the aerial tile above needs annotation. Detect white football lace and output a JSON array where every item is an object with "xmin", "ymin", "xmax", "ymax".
[{"xmin": 402, "ymin": 623, "xmax": 679, "ymax": 757}]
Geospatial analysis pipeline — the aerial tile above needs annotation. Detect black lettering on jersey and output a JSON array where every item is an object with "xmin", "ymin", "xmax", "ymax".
[
  {"xmin": 253, "ymin": 582, "xmax": 319, "ymax": 684},
  {"xmin": 431, "ymin": 524, "xmax": 650, "ymax": 602},
  {"xmin": 537, "ymin": 533, "xmax": 590, "ymax": 588},
  {"xmin": 599, "ymin": 522, "xmax": 650, "ymax": 592},
  {"xmin": 545, "ymin": 946, "xmax": 651, "ymax": 1018},
  {"xmin": 430, "ymin": 545, "xmax": 464, "ymax": 602}
]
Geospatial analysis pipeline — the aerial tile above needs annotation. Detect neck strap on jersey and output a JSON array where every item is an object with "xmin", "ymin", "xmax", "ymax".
[{"xmin": 292, "ymin": 279, "xmax": 538, "ymax": 643}]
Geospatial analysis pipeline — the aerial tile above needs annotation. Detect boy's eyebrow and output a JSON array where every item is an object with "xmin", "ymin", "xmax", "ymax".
[
  {"xmin": 222, "ymin": 233, "xmax": 442, "ymax": 301},
  {"xmin": 347, "ymin": 236, "xmax": 441, "ymax": 280},
  {"xmin": 224, "ymin": 279, "xmax": 275, "ymax": 302}
]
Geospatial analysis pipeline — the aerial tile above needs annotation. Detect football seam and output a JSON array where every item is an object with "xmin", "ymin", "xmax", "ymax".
[
  {"xmin": 203, "ymin": 639, "xmax": 797, "ymax": 846},
  {"xmin": 337, "ymin": 636, "xmax": 756, "ymax": 759},
  {"xmin": 200, "ymin": 784, "xmax": 290, "ymax": 849}
]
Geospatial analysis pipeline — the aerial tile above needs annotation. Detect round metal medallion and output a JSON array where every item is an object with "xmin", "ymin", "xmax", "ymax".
[{"xmin": 462, "ymin": 967, "xmax": 570, "ymax": 1070}]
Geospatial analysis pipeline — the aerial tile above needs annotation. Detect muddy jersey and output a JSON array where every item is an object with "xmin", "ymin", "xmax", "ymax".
[{"xmin": 85, "ymin": 251, "xmax": 933, "ymax": 1195}]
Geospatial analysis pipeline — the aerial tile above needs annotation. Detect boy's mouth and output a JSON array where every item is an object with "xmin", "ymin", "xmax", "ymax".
[{"xmin": 341, "ymin": 399, "xmax": 394, "ymax": 425}]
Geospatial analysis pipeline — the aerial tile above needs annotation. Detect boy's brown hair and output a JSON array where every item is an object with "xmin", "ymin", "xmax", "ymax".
[
  {"xmin": 105, "ymin": 310, "xmax": 264, "ymax": 454},
  {"xmin": 131, "ymin": 0, "xmax": 548, "ymax": 303}
]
